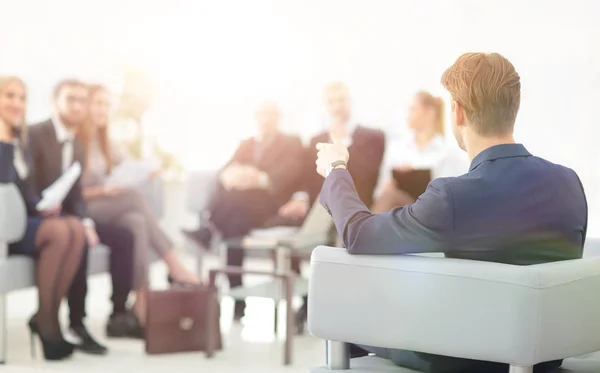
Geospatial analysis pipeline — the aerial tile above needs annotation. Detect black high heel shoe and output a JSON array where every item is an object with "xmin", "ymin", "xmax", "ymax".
[{"xmin": 28, "ymin": 316, "xmax": 75, "ymax": 360}]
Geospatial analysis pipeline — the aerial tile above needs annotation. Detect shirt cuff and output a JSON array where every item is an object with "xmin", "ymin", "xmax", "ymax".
[
  {"xmin": 82, "ymin": 217, "xmax": 95, "ymax": 228},
  {"xmin": 292, "ymin": 191, "xmax": 309, "ymax": 202}
]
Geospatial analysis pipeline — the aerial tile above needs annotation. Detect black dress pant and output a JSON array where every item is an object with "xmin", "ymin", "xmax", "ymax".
[
  {"xmin": 351, "ymin": 344, "xmax": 562, "ymax": 373},
  {"xmin": 209, "ymin": 188, "xmax": 278, "ymax": 291},
  {"xmin": 67, "ymin": 223, "xmax": 134, "ymax": 326}
]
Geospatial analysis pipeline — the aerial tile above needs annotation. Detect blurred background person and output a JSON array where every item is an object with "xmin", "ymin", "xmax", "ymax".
[
  {"xmin": 372, "ymin": 91, "xmax": 468, "ymax": 213},
  {"xmin": 27, "ymin": 79, "xmax": 136, "ymax": 354},
  {"xmin": 184, "ymin": 100, "xmax": 304, "ymax": 320},
  {"xmin": 278, "ymin": 81, "xmax": 386, "ymax": 331},
  {"xmin": 278, "ymin": 82, "xmax": 386, "ymax": 222},
  {"xmin": 0, "ymin": 76, "xmax": 83, "ymax": 360},
  {"xmin": 77, "ymin": 84, "xmax": 199, "ymax": 331}
]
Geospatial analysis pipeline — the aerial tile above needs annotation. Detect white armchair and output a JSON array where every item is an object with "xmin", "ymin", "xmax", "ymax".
[
  {"xmin": 0, "ymin": 183, "xmax": 27, "ymax": 363},
  {"xmin": 308, "ymin": 243, "xmax": 600, "ymax": 373}
]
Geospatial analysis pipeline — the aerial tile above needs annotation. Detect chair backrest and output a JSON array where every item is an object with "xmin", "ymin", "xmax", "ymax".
[
  {"xmin": 583, "ymin": 237, "xmax": 600, "ymax": 257},
  {"xmin": 292, "ymin": 201, "xmax": 335, "ymax": 250},
  {"xmin": 185, "ymin": 170, "xmax": 219, "ymax": 213},
  {"xmin": 0, "ymin": 183, "xmax": 27, "ymax": 256}
]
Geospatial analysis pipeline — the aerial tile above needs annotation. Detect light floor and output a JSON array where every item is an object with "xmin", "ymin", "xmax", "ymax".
[{"xmin": 3, "ymin": 255, "xmax": 324, "ymax": 373}]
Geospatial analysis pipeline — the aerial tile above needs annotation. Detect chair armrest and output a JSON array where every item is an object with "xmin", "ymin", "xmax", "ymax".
[
  {"xmin": 185, "ymin": 170, "xmax": 219, "ymax": 213},
  {"xmin": 308, "ymin": 246, "xmax": 600, "ymax": 367},
  {"xmin": 0, "ymin": 184, "xmax": 27, "ymax": 257}
]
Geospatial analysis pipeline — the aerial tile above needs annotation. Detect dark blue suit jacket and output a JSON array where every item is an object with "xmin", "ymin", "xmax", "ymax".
[{"xmin": 321, "ymin": 144, "xmax": 587, "ymax": 264}]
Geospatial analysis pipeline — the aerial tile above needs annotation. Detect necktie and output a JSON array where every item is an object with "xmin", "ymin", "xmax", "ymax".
[{"xmin": 62, "ymin": 139, "xmax": 74, "ymax": 172}]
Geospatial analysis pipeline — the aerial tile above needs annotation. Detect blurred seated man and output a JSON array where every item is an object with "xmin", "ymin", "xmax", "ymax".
[
  {"xmin": 184, "ymin": 101, "xmax": 304, "ymax": 319},
  {"xmin": 278, "ymin": 82, "xmax": 385, "ymax": 224}
]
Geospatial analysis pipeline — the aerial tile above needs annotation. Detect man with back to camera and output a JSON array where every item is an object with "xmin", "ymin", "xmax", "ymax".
[
  {"xmin": 315, "ymin": 53, "xmax": 587, "ymax": 373},
  {"xmin": 28, "ymin": 79, "xmax": 138, "ymax": 353}
]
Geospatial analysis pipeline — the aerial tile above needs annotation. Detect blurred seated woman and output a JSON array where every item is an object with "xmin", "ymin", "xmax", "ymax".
[
  {"xmin": 0, "ymin": 76, "xmax": 84, "ymax": 360},
  {"xmin": 77, "ymin": 84, "xmax": 198, "ymax": 327},
  {"xmin": 372, "ymin": 91, "xmax": 468, "ymax": 213}
]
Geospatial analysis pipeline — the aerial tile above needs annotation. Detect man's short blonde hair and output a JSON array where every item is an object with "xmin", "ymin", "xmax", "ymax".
[{"xmin": 441, "ymin": 53, "xmax": 521, "ymax": 135}]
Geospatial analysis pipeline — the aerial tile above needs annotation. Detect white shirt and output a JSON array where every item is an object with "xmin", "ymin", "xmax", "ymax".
[
  {"xmin": 12, "ymin": 139, "xmax": 28, "ymax": 180},
  {"xmin": 376, "ymin": 133, "xmax": 469, "ymax": 196},
  {"xmin": 52, "ymin": 116, "xmax": 76, "ymax": 172},
  {"xmin": 325, "ymin": 117, "xmax": 358, "ymax": 147}
]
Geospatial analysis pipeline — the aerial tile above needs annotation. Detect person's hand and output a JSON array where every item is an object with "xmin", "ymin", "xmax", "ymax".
[
  {"xmin": 40, "ymin": 204, "xmax": 62, "ymax": 217},
  {"xmin": 234, "ymin": 166, "xmax": 262, "ymax": 190},
  {"xmin": 278, "ymin": 199, "xmax": 310, "ymax": 219},
  {"xmin": 315, "ymin": 139, "xmax": 350, "ymax": 178},
  {"xmin": 220, "ymin": 164, "xmax": 243, "ymax": 190},
  {"xmin": 103, "ymin": 185, "xmax": 125, "ymax": 196},
  {"xmin": 84, "ymin": 225, "xmax": 100, "ymax": 247},
  {"xmin": 221, "ymin": 165, "xmax": 261, "ymax": 190},
  {"xmin": 393, "ymin": 164, "xmax": 414, "ymax": 172}
]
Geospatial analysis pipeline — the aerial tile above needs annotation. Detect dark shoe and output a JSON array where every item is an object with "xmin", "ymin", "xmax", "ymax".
[
  {"xmin": 106, "ymin": 311, "xmax": 144, "ymax": 339},
  {"xmin": 295, "ymin": 300, "xmax": 308, "ymax": 335},
  {"xmin": 70, "ymin": 324, "xmax": 108, "ymax": 355},
  {"xmin": 183, "ymin": 227, "xmax": 213, "ymax": 249},
  {"xmin": 349, "ymin": 343, "xmax": 371, "ymax": 358},
  {"xmin": 28, "ymin": 315, "xmax": 75, "ymax": 361},
  {"xmin": 233, "ymin": 300, "xmax": 246, "ymax": 322}
]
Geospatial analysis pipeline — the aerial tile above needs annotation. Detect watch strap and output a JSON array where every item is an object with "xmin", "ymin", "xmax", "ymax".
[{"xmin": 330, "ymin": 160, "xmax": 347, "ymax": 169}]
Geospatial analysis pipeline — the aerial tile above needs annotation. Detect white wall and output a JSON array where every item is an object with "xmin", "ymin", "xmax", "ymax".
[{"xmin": 1, "ymin": 0, "xmax": 599, "ymax": 231}]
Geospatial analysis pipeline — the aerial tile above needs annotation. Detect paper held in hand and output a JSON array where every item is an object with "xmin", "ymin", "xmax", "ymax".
[
  {"xmin": 37, "ymin": 162, "xmax": 82, "ymax": 211},
  {"xmin": 104, "ymin": 159, "xmax": 159, "ymax": 188}
]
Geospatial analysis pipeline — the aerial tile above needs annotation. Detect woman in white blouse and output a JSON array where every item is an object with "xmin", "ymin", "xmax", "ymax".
[{"xmin": 372, "ymin": 91, "xmax": 467, "ymax": 213}]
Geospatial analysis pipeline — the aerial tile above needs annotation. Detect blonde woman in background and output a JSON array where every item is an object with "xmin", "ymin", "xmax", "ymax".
[
  {"xmin": 0, "ymin": 76, "xmax": 84, "ymax": 360},
  {"xmin": 372, "ymin": 91, "xmax": 467, "ymax": 213}
]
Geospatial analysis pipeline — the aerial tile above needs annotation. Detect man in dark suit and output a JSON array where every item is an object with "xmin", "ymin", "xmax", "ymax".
[
  {"xmin": 277, "ymin": 82, "xmax": 385, "ymax": 331},
  {"xmin": 28, "ymin": 79, "xmax": 136, "ymax": 353},
  {"xmin": 185, "ymin": 100, "xmax": 304, "ymax": 319},
  {"xmin": 278, "ymin": 82, "xmax": 385, "ymax": 222},
  {"xmin": 315, "ymin": 53, "xmax": 587, "ymax": 373}
]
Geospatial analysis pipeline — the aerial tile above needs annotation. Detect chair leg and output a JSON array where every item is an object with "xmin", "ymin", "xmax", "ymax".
[
  {"xmin": 273, "ymin": 301, "xmax": 279, "ymax": 335},
  {"xmin": 283, "ymin": 276, "xmax": 293, "ymax": 366},
  {"xmin": 509, "ymin": 366, "xmax": 533, "ymax": 373},
  {"xmin": 327, "ymin": 341, "xmax": 350, "ymax": 370},
  {"xmin": 0, "ymin": 294, "xmax": 6, "ymax": 364}
]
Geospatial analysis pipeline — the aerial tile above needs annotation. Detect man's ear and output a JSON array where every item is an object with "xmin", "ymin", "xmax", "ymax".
[{"xmin": 453, "ymin": 101, "xmax": 466, "ymax": 128}]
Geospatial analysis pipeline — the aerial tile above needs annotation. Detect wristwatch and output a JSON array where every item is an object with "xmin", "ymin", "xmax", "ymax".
[{"xmin": 325, "ymin": 160, "xmax": 347, "ymax": 178}]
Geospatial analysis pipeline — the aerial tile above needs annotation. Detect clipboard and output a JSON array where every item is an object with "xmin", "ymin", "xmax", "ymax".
[{"xmin": 391, "ymin": 169, "xmax": 431, "ymax": 201}]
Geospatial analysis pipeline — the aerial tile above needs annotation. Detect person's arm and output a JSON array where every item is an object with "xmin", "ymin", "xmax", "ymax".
[
  {"xmin": 320, "ymin": 169, "xmax": 454, "ymax": 254},
  {"xmin": 1, "ymin": 141, "xmax": 44, "ymax": 216},
  {"xmin": 82, "ymin": 185, "xmax": 108, "ymax": 199},
  {"xmin": 0, "ymin": 142, "xmax": 14, "ymax": 183},
  {"xmin": 110, "ymin": 141, "xmax": 129, "ymax": 166}
]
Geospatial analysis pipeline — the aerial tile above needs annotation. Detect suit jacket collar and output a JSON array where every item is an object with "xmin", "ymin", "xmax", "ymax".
[
  {"xmin": 469, "ymin": 143, "xmax": 531, "ymax": 172},
  {"xmin": 51, "ymin": 116, "xmax": 75, "ymax": 143}
]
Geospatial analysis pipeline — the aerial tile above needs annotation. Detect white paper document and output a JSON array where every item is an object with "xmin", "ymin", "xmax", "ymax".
[
  {"xmin": 37, "ymin": 162, "xmax": 82, "ymax": 211},
  {"xmin": 104, "ymin": 159, "xmax": 159, "ymax": 188}
]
